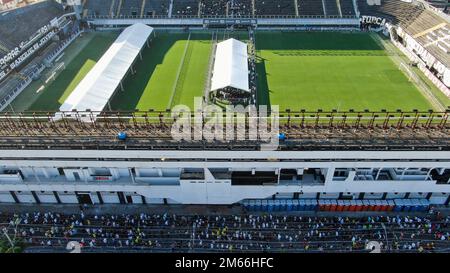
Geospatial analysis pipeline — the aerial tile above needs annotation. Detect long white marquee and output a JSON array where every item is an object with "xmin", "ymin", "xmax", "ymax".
[
  {"xmin": 211, "ymin": 38, "xmax": 249, "ymax": 92},
  {"xmin": 58, "ymin": 23, "xmax": 153, "ymax": 116}
]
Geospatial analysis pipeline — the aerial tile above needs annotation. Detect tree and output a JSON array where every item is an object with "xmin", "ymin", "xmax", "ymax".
[{"xmin": 0, "ymin": 217, "xmax": 25, "ymax": 253}]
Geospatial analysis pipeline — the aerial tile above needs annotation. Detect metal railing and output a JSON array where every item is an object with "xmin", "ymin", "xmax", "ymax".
[{"xmin": 85, "ymin": 14, "xmax": 358, "ymax": 20}]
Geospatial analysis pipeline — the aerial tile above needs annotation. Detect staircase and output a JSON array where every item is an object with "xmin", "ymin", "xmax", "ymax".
[
  {"xmin": 168, "ymin": 0, "xmax": 174, "ymax": 18},
  {"xmin": 252, "ymin": 0, "xmax": 256, "ymax": 17},
  {"xmin": 294, "ymin": 0, "xmax": 299, "ymax": 16},
  {"xmin": 336, "ymin": 0, "xmax": 343, "ymax": 17},
  {"xmin": 109, "ymin": 0, "xmax": 115, "ymax": 17},
  {"xmin": 140, "ymin": 0, "xmax": 146, "ymax": 17},
  {"xmin": 116, "ymin": 0, "xmax": 123, "ymax": 17},
  {"xmin": 198, "ymin": 1, "xmax": 202, "ymax": 17}
]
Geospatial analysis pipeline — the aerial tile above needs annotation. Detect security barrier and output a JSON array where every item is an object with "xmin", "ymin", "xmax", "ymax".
[{"xmin": 242, "ymin": 199, "xmax": 430, "ymax": 212}]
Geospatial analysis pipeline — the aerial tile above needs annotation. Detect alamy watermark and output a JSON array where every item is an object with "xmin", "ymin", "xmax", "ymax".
[{"xmin": 170, "ymin": 97, "xmax": 280, "ymax": 151}]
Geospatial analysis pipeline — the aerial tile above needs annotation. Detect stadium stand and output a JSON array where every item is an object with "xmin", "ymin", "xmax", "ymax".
[
  {"xmin": 324, "ymin": 0, "xmax": 340, "ymax": 16},
  {"xmin": 0, "ymin": 0, "xmax": 64, "ymax": 54},
  {"xmin": 298, "ymin": 0, "xmax": 324, "ymax": 16},
  {"xmin": 200, "ymin": 0, "xmax": 229, "ymax": 17},
  {"xmin": 142, "ymin": 0, "xmax": 169, "ymax": 16},
  {"xmin": 173, "ymin": 0, "xmax": 200, "ymax": 17},
  {"xmin": 111, "ymin": 0, "xmax": 122, "ymax": 17},
  {"xmin": 255, "ymin": 0, "xmax": 296, "ymax": 16},
  {"xmin": 425, "ymin": 0, "xmax": 449, "ymax": 13},
  {"xmin": 340, "ymin": 0, "xmax": 355, "ymax": 16},
  {"xmin": 117, "ymin": 0, "xmax": 143, "ymax": 17},
  {"xmin": 0, "ymin": 0, "xmax": 42, "ymax": 11},
  {"xmin": 85, "ymin": 0, "xmax": 114, "ymax": 16},
  {"xmin": 403, "ymin": 9, "xmax": 450, "ymax": 68},
  {"xmin": 231, "ymin": 0, "xmax": 253, "ymax": 17},
  {"xmin": 0, "ymin": 40, "xmax": 60, "ymax": 109},
  {"xmin": 2, "ymin": 211, "xmax": 450, "ymax": 253},
  {"xmin": 357, "ymin": 0, "xmax": 424, "ymax": 25}
]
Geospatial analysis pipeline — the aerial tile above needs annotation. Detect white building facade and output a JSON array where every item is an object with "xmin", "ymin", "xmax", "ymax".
[{"xmin": 0, "ymin": 149, "xmax": 449, "ymax": 205}]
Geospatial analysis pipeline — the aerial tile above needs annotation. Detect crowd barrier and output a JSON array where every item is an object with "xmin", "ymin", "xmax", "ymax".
[{"xmin": 242, "ymin": 199, "xmax": 430, "ymax": 212}]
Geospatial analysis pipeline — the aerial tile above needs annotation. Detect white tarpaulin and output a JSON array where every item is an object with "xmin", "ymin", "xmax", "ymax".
[
  {"xmin": 58, "ymin": 23, "xmax": 153, "ymax": 116},
  {"xmin": 211, "ymin": 38, "xmax": 249, "ymax": 92}
]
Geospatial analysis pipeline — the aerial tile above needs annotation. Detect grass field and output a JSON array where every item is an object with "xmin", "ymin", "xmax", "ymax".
[
  {"xmin": 110, "ymin": 32, "xmax": 213, "ymax": 110},
  {"xmin": 256, "ymin": 32, "xmax": 435, "ymax": 111},
  {"xmin": 8, "ymin": 30, "xmax": 444, "ymax": 113}
]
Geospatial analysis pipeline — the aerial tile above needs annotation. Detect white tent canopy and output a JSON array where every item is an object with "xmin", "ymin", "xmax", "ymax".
[
  {"xmin": 57, "ymin": 23, "xmax": 153, "ymax": 117},
  {"xmin": 211, "ymin": 38, "xmax": 249, "ymax": 92}
]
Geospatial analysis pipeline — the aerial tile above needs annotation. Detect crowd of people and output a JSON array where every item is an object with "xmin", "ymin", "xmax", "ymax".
[
  {"xmin": 1, "ymin": 210, "xmax": 449, "ymax": 253},
  {"xmin": 199, "ymin": 0, "xmax": 253, "ymax": 17},
  {"xmin": 200, "ymin": 0, "xmax": 229, "ymax": 17},
  {"xmin": 173, "ymin": 0, "xmax": 199, "ymax": 16}
]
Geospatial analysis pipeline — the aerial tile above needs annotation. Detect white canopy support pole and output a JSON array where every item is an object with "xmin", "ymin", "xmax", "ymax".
[
  {"xmin": 107, "ymin": 100, "xmax": 112, "ymax": 111},
  {"xmin": 120, "ymin": 81, "xmax": 124, "ymax": 92}
]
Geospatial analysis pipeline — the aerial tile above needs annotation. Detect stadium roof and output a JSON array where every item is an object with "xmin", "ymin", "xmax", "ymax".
[
  {"xmin": 211, "ymin": 38, "xmax": 249, "ymax": 92},
  {"xmin": 58, "ymin": 23, "xmax": 153, "ymax": 116}
]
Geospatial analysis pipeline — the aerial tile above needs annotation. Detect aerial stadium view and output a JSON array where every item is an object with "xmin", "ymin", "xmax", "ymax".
[{"xmin": 0, "ymin": 0, "xmax": 449, "ymax": 262}]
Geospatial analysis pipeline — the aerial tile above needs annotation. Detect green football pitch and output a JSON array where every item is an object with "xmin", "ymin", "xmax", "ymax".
[
  {"xmin": 8, "ymin": 30, "xmax": 443, "ymax": 113},
  {"xmin": 110, "ymin": 32, "xmax": 213, "ymax": 111},
  {"xmin": 255, "ymin": 32, "xmax": 434, "ymax": 111}
]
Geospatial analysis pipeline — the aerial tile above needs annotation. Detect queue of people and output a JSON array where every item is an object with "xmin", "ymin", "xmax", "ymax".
[{"xmin": 1, "ymin": 211, "xmax": 449, "ymax": 252}]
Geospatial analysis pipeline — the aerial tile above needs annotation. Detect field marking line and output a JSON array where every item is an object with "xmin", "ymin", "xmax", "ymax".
[
  {"xmin": 370, "ymin": 33, "xmax": 445, "ymax": 111},
  {"xmin": 168, "ymin": 32, "xmax": 192, "ymax": 109}
]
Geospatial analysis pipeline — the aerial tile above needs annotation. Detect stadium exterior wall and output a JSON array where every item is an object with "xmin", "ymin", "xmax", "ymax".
[{"xmin": 0, "ymin": 149, "xmax": 448, "ymax": 205}]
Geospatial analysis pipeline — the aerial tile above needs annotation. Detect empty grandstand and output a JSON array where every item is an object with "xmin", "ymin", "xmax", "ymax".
[
  {"xmin": 357, "ymin": 0, "xmax": 424, "ymax": 25},
  {"xmin": 117, "ymin": 0, "xmax": 144, "ymax": 17},
  {"xmin": 298, "ymin": 0, "xmax": 324, "ymax": 16},
  {"xmin": 142, "ymin": 0, "xmax": 169, "ymax": 17},
  {"xmin": 0, "ymin": 0, "xmax": 78, "ymax": 111},
  {"xmin": 0, "ymin": 0, "xmax": 64, "ymax": 52},
  {"xmin": 85, "ymin": 0, "xmax": 113, "ymax": 17},
  {"xmin": 323, "ymin": 0, "xmax": 340, "ymax": 17}
]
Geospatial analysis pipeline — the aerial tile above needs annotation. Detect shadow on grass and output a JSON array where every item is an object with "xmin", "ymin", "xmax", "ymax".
[
  {"xmin": 256, "ymin": 58, "xmax": 271, "ymax": 111},
  {"xmin": 108, "ymin": 34, "xmax": 182, "ymax": 111}
]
